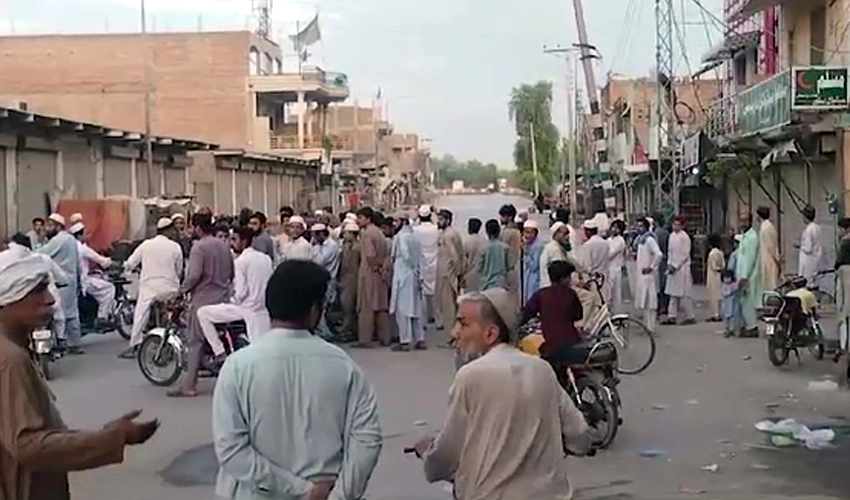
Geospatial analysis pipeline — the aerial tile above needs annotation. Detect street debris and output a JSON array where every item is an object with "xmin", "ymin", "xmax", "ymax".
[
  {"xmin": 679, "ymin": 487, "xmax": 707, "ymax": 494},
  {"xmin": 638, "ymin": 448, "xmax": 668, "ymax": 458},
  {"xmin": 742, "ymin": 355, "xmax": 752, "ymax": 361},
  {"xmin": 755, "ymin": 418, "xmax": 836, "ymax": 449},
  {"xmin": 807, "ymin": 380, "xmax": 839, "ymax": 392},
  {"xmin": 651, "ymin": 404, "xmax": 669, "ymax": 410},
  {"xmin": 686, "ymin": 399, "xmax": 699, "ymax": 406},
  {"xmin": 764, "ymin": 402, "xmax": 780, "ymax": 410},
  {"xmin": 700, "ymin": 463, "xmax": 718, "ymax": 473},
  {"xmin": 751, "ymin": 463, "xmax": 772, "ymax": 470},
  {"xmin": 413, "ymin": 420, "xmax": 428, "ymax": 427},
  {"xmin": 716, "ymin": 438, "xmax": 733, "ymax": 445}
]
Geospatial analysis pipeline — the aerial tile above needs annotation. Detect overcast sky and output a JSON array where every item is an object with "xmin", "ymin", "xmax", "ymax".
[{"xmin": 3, "ymin": 0, "xmax": 725, "ymax": 165}]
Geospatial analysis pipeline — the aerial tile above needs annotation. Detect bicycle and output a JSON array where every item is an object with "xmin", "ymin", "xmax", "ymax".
[{"xmin": 581, "ymin": 273, "xmax": 656, "ymax": 375}]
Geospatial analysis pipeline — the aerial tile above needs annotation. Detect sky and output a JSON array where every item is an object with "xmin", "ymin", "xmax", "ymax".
[{"xmin": 3, "ymin": 0, "xmax": 726, "ymax": 166}]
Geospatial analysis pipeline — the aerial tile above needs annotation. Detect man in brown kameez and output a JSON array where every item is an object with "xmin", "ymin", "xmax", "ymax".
[
  {"xmin": 352, "ymin": 207, "xmax": 391, "ymax": 347},
  {"xmin": 0, "ymin": 252, "xmax": 159, "ymax": 500}
]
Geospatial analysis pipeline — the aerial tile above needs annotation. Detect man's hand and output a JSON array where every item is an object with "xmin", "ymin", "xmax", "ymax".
[
  {"xmin": 413, "ymin": 435, "xmax": 435, "ymax": 458},
  {"xmin": 306, "ymin": 477, "xmax": 335, "ymax": 500},
  {"xmin": 641, "ymin": 267, "xmax": 654, "ymax": 275},
  {"xmin": 105, "ymin": 409, "xmax": 160, "ymax": 445}
]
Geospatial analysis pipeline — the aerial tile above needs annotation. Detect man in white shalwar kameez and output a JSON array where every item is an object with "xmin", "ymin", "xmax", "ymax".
[
  {"xmin": 390, "ymin": 217, "xmax": 426, "ymax": 351},
  {"xmin": 281, "ymin": 215, "xmax": 313, "ymax": 261},
  {"xmin": 798, "ymin": 205, "xmax": 824, "ymax": 287},
  {"xmin": 662, "ymin": 217, "xmax": 697, "ymax": 325},
  {"xmin": 607, "ymin": 220, "xmax": 627, "ymax": 313},
  {"xmin": 70, "ymin": 222, "xmax": 115, "ymax": 325},
  {"xmin": 581, "ymin": 220, "xmax": 609, "ymax": 279},
  {"xmin": 634, "ymin": 218, "xmax": 663, "ymax": 332},
  {"xmin": 414, "ymin": 288, "xmax": 591, "ymax": 499},
  {"xmin": 414, "ymin": 205, "xmax": 440, "ymax": 323}
]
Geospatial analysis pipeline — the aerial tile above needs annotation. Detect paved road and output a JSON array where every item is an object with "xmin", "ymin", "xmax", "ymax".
[{"xmin": 55, "ymin": 194, "xmax": 850, "ymax": 499}]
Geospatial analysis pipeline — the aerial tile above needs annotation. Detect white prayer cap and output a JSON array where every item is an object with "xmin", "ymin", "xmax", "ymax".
[
  {"xmin": 582, "ymin": 219, "xmax": 598, "ymax": 229},
  {"xmin": 69, "ymin": 213, "xmax": 84, "ymax": 224},
  {"xmin": 734, "ymin": 233, "xmax": 743, "ymax": 242},
  {"xmin": 343, "ymin": 221, "xmax": 360, "ymax": 232},
  {"xmin": 550, "ymin": 221, "xmax": 566, "ymax": 234},
  {"xmin": 646, "ymin": 216, "xmax": 655, "ymax": 226},
  {"xmin": 514, "ymin": 216, "xmax": 523, "ymax": 224},
  {"xmin": 417, "ymin": 204, "xmax": 431, "ymax": 217},
  {"xmin": 69, "ymin": 222, "xmax": 85, "ymax": 235},
  {"xmin": 0, "ymin": 251, "xmax": 51, "ymax": 307},
  {"xmin": 344, "ymin": 212, "xmax": 357, "ymax": 221},
  {"xmin": 524, "ymin": 220, "xmax": 539, "ymax": 230},
  {"xmin": 157, "ymin": 217, "xmax": 174, "ymax": 230},
  {"xmin": 171, "ymin": 213, "xmax": 185, "ymax": 221},
  {"xmin": 314, "ymin": 210, "xmax": 324, "ymax": 216},
  {"xmin": 48, "ymin": 213, "xmax": 66, "ymax": 227},
  {"xmin": 476, "ymin": 288, "xmax": 519, "ymax": 336},
  {"xmin": 289, "ymin": 215, "xmax": 306, "ymax": 228},
  {"xmin": 311, "ymin": 223, "xmax": 327, "ymax": 232}
]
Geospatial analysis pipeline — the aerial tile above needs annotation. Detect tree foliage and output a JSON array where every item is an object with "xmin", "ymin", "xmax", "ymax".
[
  {"xmin": 508, "ymin": 81, "xmax": 561, "ymax": 193},
  {"xmin": 431, "ymin": 154, "xmax": 513, "ymax": 189}
]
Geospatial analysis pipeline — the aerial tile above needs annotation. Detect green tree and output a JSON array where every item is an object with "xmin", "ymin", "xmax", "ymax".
[
  {"xmin": 431, "ymin": 155, "xmax": 513, "ymax": 189},
  {"xmin": 508, "ymin": 81, "xmax": 560, "ymax": 193}
]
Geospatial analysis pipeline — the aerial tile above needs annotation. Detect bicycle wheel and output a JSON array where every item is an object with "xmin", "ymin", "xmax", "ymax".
[{"xmin": 603, "ymin": 316, "xmax": 656, "ymax": 375}]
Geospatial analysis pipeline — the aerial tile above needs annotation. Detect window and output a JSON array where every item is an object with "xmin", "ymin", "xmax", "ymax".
[
  {"xmin": 274, "ymin": 58, "xmax": 282, "ymax": 74},
  {"xmin": 810, "ymin": 6, "xmax": 826, "ymax": 65},
  {"xmin": 733, "ymin": 53, "xmax": 747, "ymax": 86},
  {"xmin": 264, "ymin": 53, "xmax": 273, "ymax": 75}
]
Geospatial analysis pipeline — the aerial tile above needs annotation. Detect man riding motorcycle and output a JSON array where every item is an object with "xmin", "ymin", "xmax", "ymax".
[{"xmin": 70, "ymin": 221, "xmax": 116, "ymax": 329}]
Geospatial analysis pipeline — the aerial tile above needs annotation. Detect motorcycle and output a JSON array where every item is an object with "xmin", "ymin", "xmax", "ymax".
[
  {"xmin": 758, "ymin": 274, "xmax": 826, "ymax": 367},
  {"xmin": 137, "ymin": 296, "xmax": 250, "ymax": 387},
  {"xmin": 30, "ymin": 322, "xmax": 62, "ymax": 381},
  {"xmin": 517, "ymin": 319, "xmax": 622, "ymax": 450},
  {"xmin": 79, "ymin": 267, "xmax": 136, "ymax": 339}
]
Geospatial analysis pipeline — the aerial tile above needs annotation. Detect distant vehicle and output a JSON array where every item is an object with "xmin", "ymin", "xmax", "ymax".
[
  {"xmin": 451, "ymin": 180, "xmax": 465, "ymax": 192},
  {"xmin": 486, "ymin": 183, "xmax": 496, "ymax": 193}
]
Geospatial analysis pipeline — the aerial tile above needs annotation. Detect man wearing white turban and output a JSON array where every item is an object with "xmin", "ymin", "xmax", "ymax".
[
  {"xmin": 36, "ymin": 213, "xmax": 85, "ymax": 354},
  {"xmin": 0, "ymin": 253, "xmax": 160, "ymax": 500}
]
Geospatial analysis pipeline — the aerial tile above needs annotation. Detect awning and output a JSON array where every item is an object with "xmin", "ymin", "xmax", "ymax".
[
  {"xmin": 761, "ymin": 139, "xmax": 798, "ymax": 169},
  {"xmin": 702, "ymin": 31, "xmax": 761, "ymax": 63}
]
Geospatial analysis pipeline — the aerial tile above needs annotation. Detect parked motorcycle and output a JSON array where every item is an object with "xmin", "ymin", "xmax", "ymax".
[
  {"xmin": 758, "ymin": 275, "xmax": 826, "ymax": 367},
  {"xmin": 517, "ymin": 320, "xmax": 622, "ymax": 449},
  {"xmin": 30, "ymin": 323, "xmax": 61, "ymax": 381},
  {"xmin": 79, "ymin": 267, "xmax": 136, "ymax": 339},
  {"xmin": 137, "ymin": 296, "xmax": 249, "ymax": 387}
]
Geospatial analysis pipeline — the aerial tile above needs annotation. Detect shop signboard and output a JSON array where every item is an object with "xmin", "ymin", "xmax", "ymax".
[
  {"xmin": 792, "ymin": 66, "xmax": 849, "ymax": 110},
  {"xmin": 736, "ymin": 69, "xmax": 791, "ymax": 136}
]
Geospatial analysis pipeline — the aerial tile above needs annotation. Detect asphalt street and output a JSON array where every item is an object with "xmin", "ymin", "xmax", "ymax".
[{"xmin": 50, "ymin": 194, "xmax": 850, "ymax": 500}]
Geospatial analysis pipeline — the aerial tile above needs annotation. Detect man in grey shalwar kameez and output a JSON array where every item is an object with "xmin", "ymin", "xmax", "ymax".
[
  {"xmin": 37, "ymin": 213, "xmax": 84, "ymax": 354},
  {"xmin": 390, "ymin": 216, "xmax": 426, "ymax": 351},
  {"xmin": 169, "ymin": 212, "xmax": 235, "ymax": 398}
]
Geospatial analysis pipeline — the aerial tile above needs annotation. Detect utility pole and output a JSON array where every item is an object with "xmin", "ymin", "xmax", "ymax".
[
  {"xmin": 655, "ymin": 0, "xmax": 679, "ymax": 216},
  {"xmin": 529, "ymin": 121, "xmax": 539, "ymax": 197},
  {"xmin": 543, "ymin": 44, "xmax": 579, "ymax": 218},
  {"xmin": 141, "ymin": 0, "xmax": 154, "ymax": 197}
]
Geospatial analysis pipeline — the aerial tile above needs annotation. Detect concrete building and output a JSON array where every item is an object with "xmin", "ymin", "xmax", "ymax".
[
  {"xmin": 0, "ymin": 104, "xmax": 215, "ymax": 235},
  {"xmin": 598, "ymin": 74, "xmax": 721, "ymax": 220},
  {"xmin": 698, "ymin": 0, "xmax": 849, "ymax": 281},
  {"xmin": 0, "ymin": 30, "xmax": 347, "ymax": 212}
]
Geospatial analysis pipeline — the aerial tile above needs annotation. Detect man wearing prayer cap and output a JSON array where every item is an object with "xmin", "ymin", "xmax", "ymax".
[
  {"xmin": 310, "ymin": 222, "xmax": 340, "ymax": 341},
  {"xmin": 36, "ymin": 213, "xmax": 85, "ymax": 354},
  {"xmin": 521, "ymin": 219, "xmax": 544, "ymax": 304},
  {"xmin": 118, "ymin": 217, "xmax": 184, "ymax": 359},
  {"xmin": 0, "ymin": 251, "xmax": 160, "ymax": 500},
  {"xmin": 69, "ymin": 212, "xmax": 84, "ymax": 225},
  {"xmin": 414, "ymin": 205, "xmax": 440, "ymax": 323},
  {"xmin": 71, "ymin": 222, "xmax": 116, "ymax": 329},
  {"xmin": 281, "ymin": 215, "xmax": 312, "ymax": 261},
  {"xmin": 338, "ymin": 220, "xmax": 361, "ymax": 340},
  {"xmin": 414, "ymin": 287, "xmax": 591, "ymax": 499}
]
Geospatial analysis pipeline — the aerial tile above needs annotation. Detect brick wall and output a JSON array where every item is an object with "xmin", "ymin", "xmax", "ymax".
[{"xmin": 0, "ymin": 31, "xmax": 280, "ymax": 148}]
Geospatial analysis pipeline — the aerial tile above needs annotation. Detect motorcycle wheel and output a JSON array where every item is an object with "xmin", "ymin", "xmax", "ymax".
[
  {"xmin": 768, "ymin": 337, "xmax": 790, "ymax": 366},
  {"xmin": 810, "ymin": 343, "xmax": 825, "ymax": 361},
  {"xmin": 115, "ymin": 301, "xmax": 134, "ymax": 341},
  {"xmin": 576, "ymin": 376, "xmax": 620, "ymax": 449},
  {"xmin": 137, "ymin": 334, "xmax": 182, "ymax": 387},
  {"xmin": 38, "ymin": 353, "xmax": 52, "ymax": 381}
]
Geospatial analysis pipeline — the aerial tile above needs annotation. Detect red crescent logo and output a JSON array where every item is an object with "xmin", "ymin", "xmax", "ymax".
[{"xmin": 797, "ymin": 70, "xmax": 814, "ymax": 91}]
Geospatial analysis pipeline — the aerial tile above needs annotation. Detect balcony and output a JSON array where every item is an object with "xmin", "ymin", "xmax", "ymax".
[
  {"xmin": 249, "ymin": 66, "xmax": 350, "ymax": 103},
  {"xmin": 269, "ymin": 134, "xmax": 353, "ymax": 154},
  {"xmin": 733, "ymin": 0, "xmax": 804, "ymax": 20}
]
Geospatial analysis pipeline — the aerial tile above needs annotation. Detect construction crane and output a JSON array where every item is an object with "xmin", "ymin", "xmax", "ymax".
[{"xmin": 252, "ymin": 0, "xmax": 273, "ymax": 39}]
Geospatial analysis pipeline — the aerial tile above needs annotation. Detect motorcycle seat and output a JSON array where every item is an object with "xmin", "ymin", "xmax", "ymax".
[
  {"xmin": 214, "ymin": 321, "xmax": 247, "ymax": 336},
  {"xmin": 573, "ymin": 341, "xmax": 618, "ymax": 366}
]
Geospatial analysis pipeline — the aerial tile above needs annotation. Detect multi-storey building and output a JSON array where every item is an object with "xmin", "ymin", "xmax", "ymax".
[
  {"xmin": 0, "ymin": 31, "xmax": 355, "ymax": 212},
  {"xmin": 700, "ymin": 0, "xmax": 849, "ymax": 275},
  {"xmin": 598, "ymin": 74, "xmax": 721, "ymax": 221}
]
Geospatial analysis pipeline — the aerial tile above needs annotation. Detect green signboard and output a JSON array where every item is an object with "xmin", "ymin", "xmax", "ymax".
[
  {"xmin": 736, "ymin": 70, "xmax": 791, "ymax": 136},
  {"xmin": 792, "ymin": 66, "xmax": 849, "ymax": 109}
]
